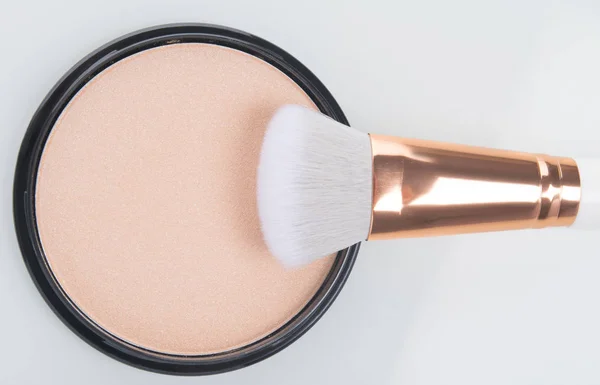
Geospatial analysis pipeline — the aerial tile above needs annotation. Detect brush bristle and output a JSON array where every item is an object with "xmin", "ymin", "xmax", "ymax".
[{"xmin": 257, "ymin": 105, "xmax": 372, "ymax": 267}]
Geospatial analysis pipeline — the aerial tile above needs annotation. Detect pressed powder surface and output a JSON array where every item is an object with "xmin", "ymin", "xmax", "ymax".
[{"xmin": 35, "ymin": 43, "xmax": 334, "ymax": 355}]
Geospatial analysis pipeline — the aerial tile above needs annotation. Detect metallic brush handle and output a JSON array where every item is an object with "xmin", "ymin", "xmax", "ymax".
[{"xmin": 367, "ymin": 134, "xmax": 583, "ymax": 241}]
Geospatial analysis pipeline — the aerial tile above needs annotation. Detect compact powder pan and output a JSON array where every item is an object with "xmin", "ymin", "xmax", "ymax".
[{"xmin": 14, "ymin": 24, "xmax": 359, "ymax": 375}]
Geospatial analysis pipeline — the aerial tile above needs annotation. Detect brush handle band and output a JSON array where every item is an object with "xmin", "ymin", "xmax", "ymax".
[
  {"xmin": 572, "ymin": 158, "xmax": 600, "ymax": 229},
  {"xmin": 367, "ymin": 134, "xmax": 582, "ymax": 240}
]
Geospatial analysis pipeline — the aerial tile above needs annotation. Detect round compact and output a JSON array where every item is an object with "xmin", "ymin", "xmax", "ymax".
[{"xmin": 13, "ymin": 24, "xmax": 359, "ymax": 375}]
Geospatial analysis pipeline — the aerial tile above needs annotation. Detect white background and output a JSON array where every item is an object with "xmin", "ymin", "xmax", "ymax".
[{"xmin": 2, "ymin": 0, "xmax": 600, "ymax": 384}]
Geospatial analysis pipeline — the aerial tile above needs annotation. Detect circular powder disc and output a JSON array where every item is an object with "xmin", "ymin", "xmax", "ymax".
[{"xmin": 35, "ymin": 43, "xmax": 334, "ymax": 355}]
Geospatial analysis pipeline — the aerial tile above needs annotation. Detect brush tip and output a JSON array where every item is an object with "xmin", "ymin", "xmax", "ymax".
[{"xmin": 257, "ymin": 105, "xmax": 373, "ymax": 267}]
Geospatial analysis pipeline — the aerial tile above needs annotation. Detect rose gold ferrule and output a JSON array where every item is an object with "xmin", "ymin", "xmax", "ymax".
[{"xmin": 367, "ymin": 134, "xmax": 582, "ymax": 240}]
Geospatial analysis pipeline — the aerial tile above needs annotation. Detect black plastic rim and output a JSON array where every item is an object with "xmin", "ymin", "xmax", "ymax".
[{"xmin": 13, "ymin": 23, "xmax": 359, "ymax": 375}]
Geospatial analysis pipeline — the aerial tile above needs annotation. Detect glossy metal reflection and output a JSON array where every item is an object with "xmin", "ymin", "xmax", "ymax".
[{"xmin": 367, "ymin": 134, "xmax": 581, "ymax": 240}]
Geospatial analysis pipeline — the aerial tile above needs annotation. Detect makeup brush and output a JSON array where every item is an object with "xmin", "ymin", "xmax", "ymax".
[{"xmin": 257, "ymin": 104, "xmax": 600, "ymax": 267}]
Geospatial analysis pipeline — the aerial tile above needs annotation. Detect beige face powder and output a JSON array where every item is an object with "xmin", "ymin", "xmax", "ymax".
[{"xmin": 35, "ymin": 43, "xmax": 334, "ymax": 355}]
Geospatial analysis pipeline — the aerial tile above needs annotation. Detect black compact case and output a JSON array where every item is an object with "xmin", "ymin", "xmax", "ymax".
[{"xmin": 13, "ymin": 24, "xmax": 359, "ymax": 375}]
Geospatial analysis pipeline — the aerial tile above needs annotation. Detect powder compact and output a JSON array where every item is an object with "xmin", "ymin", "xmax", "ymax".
[{"xmin": 13, "ymin": 24, "xmax": 359, "ymax": 375}]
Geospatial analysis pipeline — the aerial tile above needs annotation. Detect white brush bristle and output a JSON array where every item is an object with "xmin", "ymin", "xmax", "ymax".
[{"xmin": 257, "ymin": 104, "xmax": 372, "ymax": 267}]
